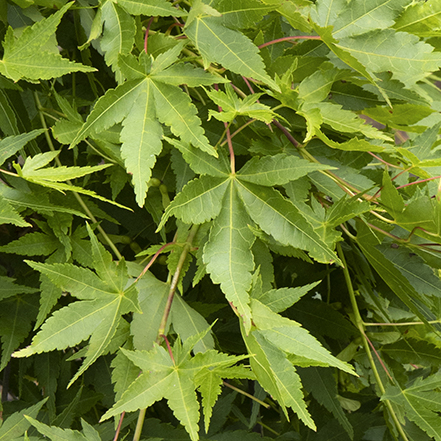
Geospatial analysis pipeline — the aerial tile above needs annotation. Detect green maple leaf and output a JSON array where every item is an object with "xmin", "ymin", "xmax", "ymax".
[
  {"xmin": 101, "ymin": 331, "xmax": 252, "ymax": 441},
  {"xmin": 0, "ymin": 3, "xmax": 95, "ymax": 82},
  {"xmin": 382, "ymin": 371, "xmax": 441, "ymax": 441},
  {"xmin": 69, "ymin": 48, "xmax": 225, "ymax": 207},
  {"xmin": 184, "ymin": 0, "xmax": 279, "ymax": 91},
  {"xmin": 206, "ymin": 85, "xmax": 275, "ymax": 123},
  {"xmin": 13, "ymin": 224, "xmax": 141, "ymax": 387},
  {"xmin": 158, "ymin": 150, "xmax": 341, "ymax": 332},
  {"xmin": 12, "ymin": 150, "xmax": 126, "ymax": 209}
]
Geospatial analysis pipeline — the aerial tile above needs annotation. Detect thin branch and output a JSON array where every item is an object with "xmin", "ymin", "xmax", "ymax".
[
  {"xmin": 223, "ymin": 381, "xmax": 270, "ymax": 408},
  {"xmin": 258, "ymin": 35, "xmax": 321, "ymax": 50}
]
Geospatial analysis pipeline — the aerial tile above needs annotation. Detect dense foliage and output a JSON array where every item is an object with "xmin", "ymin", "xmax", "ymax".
[{"xmin": 1, "ymin": 0, "xmax": 441, "ymax": 440}]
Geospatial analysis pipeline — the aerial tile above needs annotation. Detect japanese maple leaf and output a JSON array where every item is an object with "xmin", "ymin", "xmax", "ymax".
[{"xmin": 13, "ymin": 224, "xmax": 141, "ymax": 387}]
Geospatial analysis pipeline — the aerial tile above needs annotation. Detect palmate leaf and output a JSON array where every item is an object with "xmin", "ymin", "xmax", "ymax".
[
  {"xmin": 382, "ymin": 372, "xmax": 441, "ymax": 441},
  {"xmin": 101, "ymin": 334, "xmax": 251, "ymax": 441},
  {"xmin": 13, "ymin": 226, "xmax": 141, "ymax": 387},
  {"xmin": 0, "ymin": 3, "xmax": 95, "ymax": 82},
  {"xmin": 69, "ymin": 50, "xmax": 221, "ymax": 206},
  {"xmin": 184, "ymin": 1, "xmax": 279, "ymax": 90}
]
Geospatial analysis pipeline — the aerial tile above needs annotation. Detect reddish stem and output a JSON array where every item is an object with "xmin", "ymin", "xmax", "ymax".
[
  {"xmin": 160, "ymin": 334, "xmax": 176, "ymax": 365},
  {"xmin": 144, "ymin": 17, "xmax": 155, "ymax": 53},
  {"xmin": 368, "ymin": 151, "xmax": 401, "ymax": 169},
  {"xmin": 364, "ymin": 331, "xmax": 394, "ymax": 383},
  {"xmin": 272, "ymin": 119, "xmax": 300, "ymax": 147},
  {"xmin": 135, "ymin": 242, "xmax": 175, "ymax": 283},
  {"xmin": 113, "ymin": 412, "xmax": 126, "ymax": 441},
  {"xmin": 258, "ymin": 35, "xmax": 321, "ymax": 50},
  {"xmin": 397, "ymin": 175, "xmax": 441, "ymax": 190}
]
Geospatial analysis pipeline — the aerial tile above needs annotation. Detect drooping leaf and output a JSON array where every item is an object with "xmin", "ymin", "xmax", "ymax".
[{"xmin": 0, "ymin": 129, "xmax": 45, "ymax": 167}]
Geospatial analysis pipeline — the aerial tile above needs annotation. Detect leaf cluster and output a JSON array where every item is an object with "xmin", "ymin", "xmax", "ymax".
[{"xmin": 1, "ymin": 1, "xmax": 441, "ymax": 441}]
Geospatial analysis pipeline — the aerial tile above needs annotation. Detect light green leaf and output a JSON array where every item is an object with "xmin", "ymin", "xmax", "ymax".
[
  {"xmin": 0, "ymin": 129, "xmax": 45, "ymax": 167},
  {"xmin": 13, "ymin": 232, "xmax": 140, "ymax": 386},
  {"xmin": 171, "ymin": 294, "xmax": 215, "ymax": 353},
  {"xmin": 166, "ymin": 138, "xmax": 229, "ymax": 177},
  {"xmin": 121, "ymin": 82, "xmax": 163, "ymax": 207},
  {"xmin": 380, "ymin": 172, "xmax": 405, "ymax": 218},
  {"xmin": 203, "ymin": 181, "xmax": 255, "ymax": 333},
  {"xmin": 0, "ymin": 3, "xmax": 95, "ymax": 82},
  {"xmin": 102, "ymin": 338, "xmax": 247, "ymax": 441},
  {"xmin": 0, "ymin": 398, "xmax": 47, "ymax": 441},
  {"xmin": 251, "ymin": 299, "xmax": 356, "ymax": 375},
  {"xmin": 25, "ymin": 416, "xmax": 90, "ymax": 441},
  {"xmin": 237, "ymin": 153, "xmax": 334, "ymax": 186},
  {"xmin": 18, "ymin": 151, "xmax": 111, "ymax": 182},
  {"xmin": 152, "ymin": 64, "xmax": 228, "ymax": 87},
  {"xmin": 100, "ymin": 0, "xmax": 135, "ymax": 77},
  {"xmin": 210, "ymin": 0, "xmax": 276, "ymax": 29},
  {"xmin": 0, "ymin": 195, "xmax": 31, "ymax": 227},
  {"xmin": 152, "ymin": 80, "xmax": 215, "ymax": 156},
  {"xmin": 382, "ymin": 372, "xmax": 441, "ymax": 441},
  {"xmin": 184, "ymin": 15, "xmax": 279, "ymax": 90},
  {"xmin": 393, "ymin": 0, "xmax": 441, "ymax": 38},
  {"xmin": 331, "ymin": 0, "xmax": 409, "ymax": 39},
  {"xmin": 235, "ymin": 180, "xmax": 340, "ymax": 264},
  {"xmin": 116, "ymin": 0, "xmax": 185, "ymax": 16},
  {"xmin": 254, "ymin": 282, "xmax": 321, "ymax": 313},
  {"xmin": 206, "ymin": 86, "xmax": 274, "ymax": 123},
  {"xmin": 158, "ymin": 176, "xmax": 229, "ymax": 229},
  {"xmin": 241, "ymin": 323, "xmax": 315, "ymax": 429},
  {"xmin": 337, "ymin": 29, "xmax": 441, "ymax": 89}
]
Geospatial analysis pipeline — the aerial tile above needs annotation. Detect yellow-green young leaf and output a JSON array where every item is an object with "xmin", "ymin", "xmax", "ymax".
[
  {"xmin": 381, "ymin": 172, "xmax": 405, "ymax": 218},
  {"xmin": 0, "ymin": 129, "xmax": 45, "ymax": 167},
  {"xmin": 237, "ymin": 153, "xmax": 335, "ymax": 186},
  {"xmin": 0, "ymin": 196, "xmax": 31, "ymax": 227},
  {"xmin": 206, "ymin": 86, "xmax": 274, "ymax": 123},
  {"xmin": 203, "ymin": 182, "xmax": 255, "ymax": 333},
  {"xmin": 0, "ymin": 398, "xmax": 48, "ymax": 441},
  {"xmin": 158, "ymin": 176, "xmax": 230, "ymax": 230},
  {"xmin": 0, "ymin": 3, "xmax": 95, "ymax": 82},
  {"xmin": 235, "ymin": 180, "xmax": 340, "ymax": 265},
  {"xmin": 116, "ymin": 0, "xmax": 186, "ymax": 16},
  {"xmin": 393, "ymin": 0, "xmax": 441, "ymax": 38},
  {"xmin": 19, "ymin": 151, "xmax": 112, "ymax": 182},
  {"xmin": 382, "ymin": 372, "xmax": 441, "ymax": 441},
  {"xmin": 185, "ymin": 13, "xmax": 279, "ymax": 91}
]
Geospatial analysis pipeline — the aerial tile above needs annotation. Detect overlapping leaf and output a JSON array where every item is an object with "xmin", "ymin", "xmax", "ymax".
[
  {"xmin": 13, "ymin": 225, "xmax": 141, "ymax": 386},
  {"xmin": 101, "ymin": 332, "xmax": 251, "ymax": 441},
  {"xmin": 0, "ymin": 3, "xmax": 95, "ymax": 82},
  {"xmin": 68, "ymin": 50, "xmax": 223, "ymax": 206}
]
